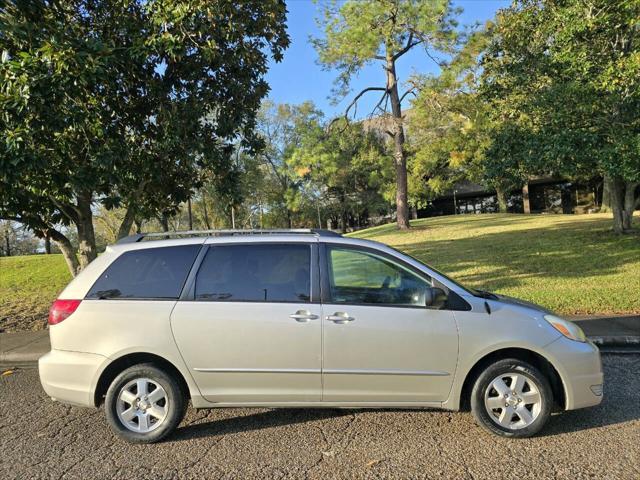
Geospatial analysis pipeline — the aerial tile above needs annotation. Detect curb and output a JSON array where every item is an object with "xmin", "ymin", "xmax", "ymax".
[
  {"xmin": 0, "ymin": 359, "xmax": 42, "ymax": 369},
  {"xmin": 588, "ymin": 335, "xmax": 640, "ymax": 346},
  {"xmin": 0, "ymin": 330, "xmax": 49, "ymax": 369}
]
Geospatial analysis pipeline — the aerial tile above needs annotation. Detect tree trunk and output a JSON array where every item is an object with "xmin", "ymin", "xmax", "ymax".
[
  {"xmin": 117, "ymin": 205, "xmax": 136, "ymax": 240},
  {"xmin": 623, "ymin": 181, "xmax": 639, "ymax": 231},
  {"xmin": 340, "ymin": 210, "xmax": 348, "ymax": 232},
  {"xmin": 496, "ymin": 187, "xmax": 508, "ymax": 213},
  {"xmin": 609, "ymin": 176, "xmax": 638, "ymax": 233},
  {"xmin": 286, "ymin": 209, "xmax": 292, "ymax": 229},
  {"xmin": 202, "ymin": 193, "xmax": 211, "ymax": 230},
  {"xmin": 259, "ymin": 200, "xmax": 264, "ymax": 229},
  {"xmin": 386, "ymin": 50, "xmax": 410, "ymax": 230},
  {"xmin": 4, "ymin": 234, "xmax": 10, "ymax": 257},
  {"xmin": 600, "ymin": 176, "xmax": 612, "ymax": 212},
  {"xmin": 159, "ymin": 213, "xmax": 169, "ymax": 232},
  {"xmin": 44, "ymin": 235, "xmax": 51, "ymax": 254},
  {"xmin": 75, "ymin": 191, "xmax": 97, "ymax": 269},
  {"xmin": 48, "ymin": 228, "xmax": 79, "ymax": 276},
  {"xmin": 187, "ymin": 197, "xmax": 193, "ymax": 230}
]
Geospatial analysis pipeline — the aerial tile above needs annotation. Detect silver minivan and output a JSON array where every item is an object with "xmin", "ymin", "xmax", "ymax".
[{"xmin": 39, "ymin": 229, "xmax": 603, "ymax": 443}]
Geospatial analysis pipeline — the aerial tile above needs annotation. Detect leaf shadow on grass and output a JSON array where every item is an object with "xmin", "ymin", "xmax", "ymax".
[
  {"xmin": 354, "ymin": 213, "xmax": 564, "ymax": 240},
  {"xmin": 393, "ymin": 218, "xmax": 640, "ymax": 294}
]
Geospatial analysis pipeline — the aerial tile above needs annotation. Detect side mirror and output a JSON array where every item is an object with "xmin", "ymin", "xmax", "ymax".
[{"xmin": 425, "ymin": 287, "xmax": 447, "ymax": 309}]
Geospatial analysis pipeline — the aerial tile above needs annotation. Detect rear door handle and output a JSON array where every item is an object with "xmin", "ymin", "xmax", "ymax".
[
  {"xmin": 289, "ymin": 310, "xmax": 319, "ymax": 322},
  {"xmin": 326, "ymin": 312, "xmax": 355, "ymax": 324}
]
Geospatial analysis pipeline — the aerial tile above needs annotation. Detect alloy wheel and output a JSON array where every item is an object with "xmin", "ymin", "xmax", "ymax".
[
  {"xmin": 116, "ymin": 378, "xmax": 168, "ymax": 433},
  {"xmin": 484, "ymin": 372, "xmax": 542, "ymax": 430}
]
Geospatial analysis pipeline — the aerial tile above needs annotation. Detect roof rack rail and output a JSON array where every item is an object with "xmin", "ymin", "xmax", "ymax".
[{"xmin": 116, "ymin": 228, "xmax": 342, "ymax": 244}]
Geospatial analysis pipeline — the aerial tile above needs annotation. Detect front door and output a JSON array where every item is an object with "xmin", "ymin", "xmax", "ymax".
[
  {"xmin": 321, "ymin": 245, "xmax": 458, "ymax": 403},
  {"xmin": 171, "ymin": 242, "xmax": 322, "ymax": 403}
]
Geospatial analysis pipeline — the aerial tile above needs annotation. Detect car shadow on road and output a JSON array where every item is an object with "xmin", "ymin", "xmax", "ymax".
[{"xmin": 171, "ymin": 407, "xmax": 353, "ymax": 441}]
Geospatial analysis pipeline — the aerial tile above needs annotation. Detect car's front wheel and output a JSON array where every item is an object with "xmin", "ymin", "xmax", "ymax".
[
  {"xmin": 471, "ymin": 358, "xmax": 552, "ymax": 438},
  {"xmin": 105, "ymin": 363, "xmax": 186, "ymax": 443}
]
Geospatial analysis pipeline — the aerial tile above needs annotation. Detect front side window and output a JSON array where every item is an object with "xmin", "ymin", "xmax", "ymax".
[
  {"xmin": 327, "ymin": 246, "xmax": 431, "ymax": 306},
  {"xmin": 195, "ymin": 244, "xmax": 311, "ymax": 302},
  {"xmin": 86, "ymin": 245, "xmax": 201, "ymax": 300}
]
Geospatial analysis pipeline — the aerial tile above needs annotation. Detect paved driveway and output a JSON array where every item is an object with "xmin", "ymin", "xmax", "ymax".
[{"xmin": 1, "ymin": 354, "xmax": 638, "ymax": 479}]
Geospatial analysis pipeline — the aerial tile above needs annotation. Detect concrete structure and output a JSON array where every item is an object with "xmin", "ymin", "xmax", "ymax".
[{"xmin": 418, "ymin": 177, "xmax": 604, "ymax": 218}]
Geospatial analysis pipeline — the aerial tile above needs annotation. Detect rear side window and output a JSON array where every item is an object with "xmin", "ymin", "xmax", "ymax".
[
  {"xmin": 195, "ymin": 244, "xmax": 311, "ymax": 302},
  {"xmin": 86, "ymin": 245, "xmax": 201, "ymax": 300}
]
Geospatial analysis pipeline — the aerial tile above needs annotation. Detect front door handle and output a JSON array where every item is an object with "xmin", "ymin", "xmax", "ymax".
[
  {"xmin": 326, "ymin": 312, "xmax": 355, "ymax": 324},
  {"xmin": 289, "ymin": 310, "xmax": 319, "ymax": 322}
]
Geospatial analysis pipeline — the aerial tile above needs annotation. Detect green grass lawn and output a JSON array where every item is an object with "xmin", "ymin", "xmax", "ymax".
[
  {"xmin": 0, "ymin": 213, "xmax": 638, "ymax": 332},
  {"xmin": 0, "ymin": 254, "xmax": 71, "ymax": 332},
  {"xmin": 351, "ymin": 213, "xmax": 640, "ymax": 316}
]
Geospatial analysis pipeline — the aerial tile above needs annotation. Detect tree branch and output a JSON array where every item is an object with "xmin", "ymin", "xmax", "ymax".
[
  {"xmin": 49, "ymin": 197, "xmax": 79, "ymax": 224},
  {"xmin": 329, "ymin": 86, "xmax": 389, "ymax": 132},
  {"xmin": 393, "ymin": 32, "xmax": 423, "ymax": 61},
  {"xmin": 261, "ymin": 152, "xmax": 287, "ymax": 188},
  {"xmin": 423, "ymin": 47, "xmax": 446, "ymax": 67},
  {"xmin": 399, "ymin": 87, "xmax": 418, "ymax": 105},
  {"xmin": 373, "ymin": 92, "xmax": 389, "ymax": 114},
  {"xmin": 344, "ymin": 86, "xmax": 388, "ymax": 120}
]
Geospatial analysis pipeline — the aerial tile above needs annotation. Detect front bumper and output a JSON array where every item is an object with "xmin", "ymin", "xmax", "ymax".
[
  {"xmin": 545, "ymin": 337, "xmax": 604, "ymax": 410},
  {"xmin": 39, "ymin": 349, "xmax": 107, "ymax": 407}
]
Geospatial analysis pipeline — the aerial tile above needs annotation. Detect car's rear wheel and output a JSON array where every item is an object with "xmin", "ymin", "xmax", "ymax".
[
  {"xmin": 471, "ymin": 358, "xmax": 552, "ymax": 438},
  {"xmin": 105, "ymin": 363, "xmax": 186, "ymax": 443}
]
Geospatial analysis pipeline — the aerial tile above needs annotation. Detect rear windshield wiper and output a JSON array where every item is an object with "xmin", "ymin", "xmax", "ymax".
[{"xmin": 94, "ymin": 289, "xmax": 122, "ymax": 299}]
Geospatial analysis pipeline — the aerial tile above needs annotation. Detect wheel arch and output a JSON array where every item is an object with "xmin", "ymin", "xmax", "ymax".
[
  {"xmin": 94, "ymin": 352, "xmax": 191, "ymax": 407},
  {"xmin": 458, "ymin": 347, "xmax": 566, "ymax": 412}
]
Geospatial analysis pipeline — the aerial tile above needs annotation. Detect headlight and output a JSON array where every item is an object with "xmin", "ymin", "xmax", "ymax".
[{"xmin": 544, "ymin": 314, "xmax": 587, "ymax": 342}]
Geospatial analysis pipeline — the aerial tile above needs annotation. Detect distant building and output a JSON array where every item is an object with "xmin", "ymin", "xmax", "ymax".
[{"xmin": 418, "ymin": 177, "xmax": 603, "ymax": 217}]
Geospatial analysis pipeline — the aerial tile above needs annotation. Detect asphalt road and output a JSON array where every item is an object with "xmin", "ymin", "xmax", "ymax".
[{"xmin": 1, "ymin": 354, "xmax": 639, "ymax": 480}]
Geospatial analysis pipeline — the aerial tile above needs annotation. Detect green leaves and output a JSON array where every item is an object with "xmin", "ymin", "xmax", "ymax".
[
  {"xmin": 288, "ymin": 116, "xmax": 392, "ymax": 224},
  {"xmin": 480, "ymin": 0, "xmax": 640, "ymax": 184},
  {"xmin": 314, "ymin": 0, "xmax": 458, "ymax": 98},
  {"xmin": 0, "ymin": 0, "xmax": 290, "ymax": 263}
]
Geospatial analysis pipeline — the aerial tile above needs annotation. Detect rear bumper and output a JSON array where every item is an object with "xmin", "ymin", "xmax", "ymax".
[
  {"xmin": 38, "ymin": 349, "xmax": 106, "ymax": 407},
  {"xmin": 545, "ymin": 337, "xmax": 603, "ymax": 410}
]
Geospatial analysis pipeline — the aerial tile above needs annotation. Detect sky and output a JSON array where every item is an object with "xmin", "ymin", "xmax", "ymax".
[{"xmin": 265, "ymin": 0, "xmax": 511, "ymax": 119}]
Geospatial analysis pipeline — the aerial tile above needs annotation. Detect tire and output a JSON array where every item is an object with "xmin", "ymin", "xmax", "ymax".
[
  {"xmin": 105, "ymin": 363, "xmax": 186, "ymax": 443},
  {"xmin": 471, "ymin": 358, "xmax": 552, "ymax": 438}
]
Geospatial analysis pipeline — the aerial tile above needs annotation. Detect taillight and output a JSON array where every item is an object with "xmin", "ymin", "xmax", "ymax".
[{"xmin": 48, "ymin": 299, "xmax": 82, "ymax": 325}]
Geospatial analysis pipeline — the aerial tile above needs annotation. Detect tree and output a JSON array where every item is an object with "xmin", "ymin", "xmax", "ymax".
[
  {"xmin": 254, "ymin": 101, "xmax": 324, "ymax": 227},
  {"xmin": 0, "ymin": 0, "xmax": 290, "ymax": 275},
  {"xmin": 313, "ymin": 0, "xmax": 459, "ymax": 229},
  {"xmin": 0, "ymin": 220, "xmax": 39, "ymax": 256},
  {"xmin": 408, "ymin": 26, "xmax": 528, "ymax": 213},
  {"xmin": 480, "ymin": 0, "xmax": 640, "ymax": 233},
  {"xmin": 289, "ymin": 118, "xmax": 392, "ymax": 231}
]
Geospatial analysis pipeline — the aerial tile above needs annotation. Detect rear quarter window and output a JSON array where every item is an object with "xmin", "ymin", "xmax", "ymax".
[{"xmin": 86, "ymin": 245, "xmax": 201, "ymax": 300}]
